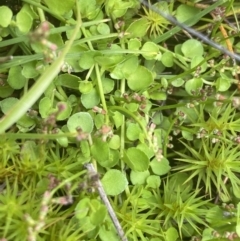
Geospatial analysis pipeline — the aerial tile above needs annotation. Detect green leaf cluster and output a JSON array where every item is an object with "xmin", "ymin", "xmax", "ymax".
[{"xmin": 1, "ymin": 0, "xmax": 240, "ymax": 240}]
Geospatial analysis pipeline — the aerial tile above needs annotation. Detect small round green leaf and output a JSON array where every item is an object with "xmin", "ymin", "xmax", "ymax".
[
  {"xmin": 92, "ymin": 28, "xmax": 100, "ymax": 38},
  {"xmin": 112, "ymin": 111, "xmax": 123, "ymax": 128},
  {"xmin": 102, "ymin": 78, "xmax": 114, "ymax": 94},
  {"xmin": 79, "ymin": 0, "xmax": 100, "ymax": 19},
  {"xmin": 16, "ymin": 10, "xmax": 33, "ymax": 33},
  {"xmin": 190, "ymin": 56, "xmax": 207, "ymax": 72},
  {"xmin": 22, "ymin": 61, "xmax": 39, "ymax": 78},
  {"xmin": 108, "ymin": 149, "xmax": 120, "ymax": 168},
  {"xmin": 128, "ymin": 38, "xmax": 141, "ymax": 51},
  {"xmin": 182, "ymin": 130, "xmax": 193, "ymax": 140},
  {"xmin": 109, "ymin": 135, "xmax": 120, "ymax": 150},
  {"xmin": 161, "ymin": 52, "xmax": 174, "ymax": 67},
  {"xmin": 0, "ymin": 6, "xmax": 12, "ymax": 27},
  {"xmin": 121, "ymin": 56, "xmax": 139, "ymax": 78},
  {"xmin": 181, "ymin": 39, "xmax": 203, "ymax": 58},
  {"xmin": 110, "ymin": 56, "xmax": 139, "ymax": 80},
  {"xmin": 126, "ymin": 103, "xmax": 139, "ymax": 113},
  {"xmin": 145, "ymin": 59, "xmax": 165, "ymax": 74},
  {"xmin": 124, "ymin": 147, "xmax": 149, "ymax": 171},
  {"xmin": 81, "ymin": 88, "xmax": 100, "ymax": 109},
  {"xmin": 97, "ymin": 23, "xmax": 110, "ymax": 35},
  {"xmin": 150, "ymin": 157, "xmax": 171, "ymax": 175},
  {"xmin": 0, "ymin": 85, "xmax": 14, "ymax": 98},
  {"xmin": 92, "ymin": 140, "xmax": 119, "ymax": 168},
  {"xmin": 7, "ymin": 66, "xmax": 26, "ymax": 89},
  {"xmin": 141, "ymin": 42, "xmax": 159, "ymax": 60},
  {"xmin": 55, "ymin": 128, "xmax": 68, "ymax": 147},
  {"xmin": 171, "ymin": 78, "xmax": 184, "ymax": 87},
  {"xmin": 176, "ymin": 4, "xmax": 200, "ymax": 23},
  {"xmin": 105, "ymin": 0, "xmax": 133, "ymax": 19},
  {"xmin": 161, "ymin": 78, "xmax": 168, "ymax": 89},
  {"xmin": 79, "ymin": 51, "xmax": 96, "ymax": 70},
  {"xmin": 216, "ymin": 75, "xmax": 231, "ymax": 92},
  {"xmin": 68, "ymin": 94, "xmax": 78, "ymax": 105},
  {"xmin": 126, "ymin": 123, "xmax": 141, "ymax": 141},
  {"xmin": 165, "ymin": 227, "xmax": 179, "ymax": 241},
  {"xmin": 67, "ymin": 112, "xmax": 94, "ymax": 133},
  {"xmin": 99, "ymin": 225, "xmax": 119, "ymax": 241},
  {"xmin": 79, "ymin": 81, "xmax": 93, "ymax": 94},
  {"xmin": 127, "ymin": 66, "xmax": 153, "ymax": 91},
  {"xmin": 137, "ymin": 143, "xmax": 155, "ymax": 159},
  {"xmin": 0, "ymin": 97, "xmax": 18, "ymax": 114},
  {"xmin": 146, "ymin": 175, "xmax": 161, "ymax": 188},
  {"xmin": 56, "ymin": 102, "xmax": 72, "ymax": 120},
  {"xmin": 176, "ymin": 106, "xmax": 199, "ymax": 123},
  {"xmin": 149, "ymin": 91, "xmax": 167, "ymax": 100},
  {"xmin": 75, "ymin": 197, "xmax": 90, "ymax": 220},
  {"xmin": 44, "ymin": 0, "xmax": 75, "ymax": 16},
  {"xmin": 101, "ymin": 169, "xmax": 128, "ymax": 196},
  {"xmin": 17, "ymin": 114, "xmax": 36, "ymax": 130},
  {"xmin": 126, "ymin": 18, "xmax": 148, "ymax": 38},
  {"xmin": 94, "ymin": 114, "xmax": 105, "ymax": 129},
  {"xmin": 185, "ymin": 78, "xmax": 203, "ymax": 95},
  {"xmin": 0, "ymin": 27, "xmax": 10, "ymax": 38},
  {"xmin": 90, "ymin": 205, "xmax": 107, "ymax": 225},
  {"xmin": 130, "ymin": 170, "xmax": 150, "ymax": 185},
  {"xmin": 75, "ymin": 216, "xmax": 95, "ymax": 235},
  {"xmin": 91, "ymin": 138, "xmax": 110, "ymax": 166},
  {"xmin": 39, "ymin": 97, "xmax": 52, "ymax": 118}
]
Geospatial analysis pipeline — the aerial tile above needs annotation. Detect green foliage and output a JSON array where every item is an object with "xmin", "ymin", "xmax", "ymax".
[
  {"xmin": 156, "ymin": 177, "xmax": 210, "ymax": 238},
  {"xmin": 140, "ymin": 1, "xmax": 171, "ymax": 37},
  {"xmin": 1, "ymin": 0, "xmax": 240, "ymax": 240},
  {"xmin": 16, "ymin": 8, "xmax": 33, "ymax": 33},
  {"xmin": 175, "ymin": 139, "xmax": 240, "ymax": 201},
  {"xmin": 0, "ymin": 6, "xmax": 12, "ymax": 28},
  {"xmin": 67, "ymin": 112, "xmax": 94, "ymax": 133},
  {"xmin": 43, "ymin": 0, "xmax": 75, "ymax": 16},
  {"xmin": 102, "ymin": 169, "xmax": 128, "ymax": 195}
]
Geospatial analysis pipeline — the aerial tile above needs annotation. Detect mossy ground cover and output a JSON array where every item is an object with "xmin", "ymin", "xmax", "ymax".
[{"xmin": 1, "ymin": 0, "xmax": 240, "ymax": 240}]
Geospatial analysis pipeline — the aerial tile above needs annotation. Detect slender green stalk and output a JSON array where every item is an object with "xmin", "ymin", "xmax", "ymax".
[
  {"xmin": 95, "ymin": 64, "xmax": 109, "ymax": 124},
  {"xmin": 119, "ymin": 39, "xmax": 128, "ymax": 195},
  {"xmin": 81, "ymin": 27, "xmax": 94, "ymax": 50},
  {"xmin": 81, "ymin": 27, "xmax": 109, "ymax": 124},
  {"xmin": 0, "ymin": 133, "xmax": 76, "ymax": 139},
  {"xmin": 37, "ymin": 7, "xmax": 46, "ymax": 22},
  {"xmin": 82, "ymin": 28, "xmax": 109, "ymax": 124},
  {"xmin": 0, "ymin": 2, "xmax": 82, "ymax": 134},
  {"xmin": 54, "ymin": 88, "xmax": 66, "ymax": 101}
]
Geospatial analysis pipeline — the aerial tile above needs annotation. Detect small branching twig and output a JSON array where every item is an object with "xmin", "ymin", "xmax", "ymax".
[{"xmin": 84, "ymin": 163, "xmax": 128, "ymax": 241}]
